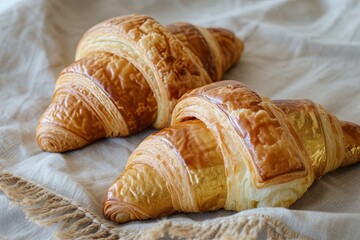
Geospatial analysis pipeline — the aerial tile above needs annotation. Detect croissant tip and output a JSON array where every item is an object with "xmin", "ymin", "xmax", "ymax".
[
  {"xmin": 103, "ymin": 201, "xmax": 128, "ymax": 224},
  {"xmin": 37, "ymin": 136, "xmax": 62, "ymax": 153},
  {"xmin": 103, "ymin": 197, "xmax": 143, "ymax": 224},
  {"xmin": 36, "ymin": 131, "xmax": 62, "ymax": 153},
  {"xmin": 36, "ymin": 123, "xmax": 87, "ymax": 153}
]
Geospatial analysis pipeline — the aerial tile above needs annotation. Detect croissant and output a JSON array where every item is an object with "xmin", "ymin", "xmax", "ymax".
[
  {"xmin": 103, "ymin": 80, "xmax": 360, "ymax": 223},
  {"xmin": 36, "ymin": 14, "xmax": 244, "ymax": 152}
]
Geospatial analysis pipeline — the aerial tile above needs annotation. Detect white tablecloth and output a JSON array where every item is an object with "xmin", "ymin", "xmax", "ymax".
[{"xmin": 1, "ymin": 0, "xmax": 360, "ymax": 239}]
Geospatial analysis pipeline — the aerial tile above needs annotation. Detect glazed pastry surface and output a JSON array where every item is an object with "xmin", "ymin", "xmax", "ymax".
[
  {"xmin": 104, "ymin": 80, "xmax": 360, "ymax": 223},
  {"xmin": 36, "ymin": 14, "xmax": 244, "ymax": 152}
]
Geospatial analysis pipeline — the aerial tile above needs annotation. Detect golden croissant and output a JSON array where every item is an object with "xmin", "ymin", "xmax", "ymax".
[
  {"xmin": 103, "ymin": 80, "xmax": 360, "ymax": 223},
  {"xmin": 36, "ymin": 14, "xmax": 244, "ymax": 152}
]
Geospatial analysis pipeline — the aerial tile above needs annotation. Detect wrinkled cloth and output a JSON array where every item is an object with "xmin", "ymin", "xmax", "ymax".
[{"xmin": 0, "ymin": 0, "xmax": 360, "ymax": 239}]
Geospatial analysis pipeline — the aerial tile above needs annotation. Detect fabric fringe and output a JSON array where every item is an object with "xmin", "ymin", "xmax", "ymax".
[
  {"xmin": 0, "ymin": 169, "xmax": 136, "ymax": 239},
  {"xmin": 0, "ymin": 168, "xmax": 308, "ymax": 240}
]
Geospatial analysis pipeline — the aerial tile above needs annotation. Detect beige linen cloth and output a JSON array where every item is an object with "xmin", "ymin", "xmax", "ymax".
[{"xmin": 1, "ymin": 0, "xmax": 360, "ymax": 239}]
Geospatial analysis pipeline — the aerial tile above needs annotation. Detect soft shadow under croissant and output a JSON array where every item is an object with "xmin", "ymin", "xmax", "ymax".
[
  {"xmin": 36, "ymin": 14, "xmax": 244, "ymax": 152},
  {"xmin": 103, "ymin": 80, "xmax": 360, "ymax": 223}
]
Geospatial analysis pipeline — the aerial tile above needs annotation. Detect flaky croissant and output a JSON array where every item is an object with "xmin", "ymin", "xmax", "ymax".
[
  {"xmin": 36, "ymin": 14, "xmax": 244, "ymax": 152},
  {"xmin": 103, "ymin": 80, "xmax": 360, "ymax": 223}
]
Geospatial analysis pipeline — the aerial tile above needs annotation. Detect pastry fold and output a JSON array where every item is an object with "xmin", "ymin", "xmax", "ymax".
[
  {"xmin": 36, "ymin": 14, "xmax": 244, "ymax": 152},
  {"xmin": 104, "ymin": 80, "xmax": 360, "ymax": 223}
]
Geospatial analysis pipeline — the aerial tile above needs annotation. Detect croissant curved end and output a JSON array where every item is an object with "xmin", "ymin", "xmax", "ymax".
[
  {"xmin": 103, "ymin": 163, "xmax": 176, "ymax": 223},
  {"xmin": 341, "ymin": 121, "xmax": 360, "ymax": 167},
  {"xmin": 103, "ymin": 185, "xmax": 171, "ymax": 223},
  {"xmin": 36, "ymin": 122, "xmax": 88, "ymax": 152},
  {"xmin": 103, "ymin": 197, "xmax": 148, "ymax": 224}
]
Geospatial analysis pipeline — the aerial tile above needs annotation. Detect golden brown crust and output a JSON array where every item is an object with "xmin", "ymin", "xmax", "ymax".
[
  {"xmin": 340, "ymin": 121, "xmax": 360, "ymax": 167},
  {"xmin": 274, "ymin": 99, "xmax": 349, "ymax": 178},
  {"xmin": 37, "ymin": 52, "xmax": 156, "ymax": 152},
  {"xmin": 104, "ymin": 120, "xmax": 227, "ymax": 223},
  {"xmin": 167, "ymin": 23, "xmax": 244, "ymax": 82},
  {"xmin": 104, "ymin": 80, "xmax": 360, "ymax": 224},
  {"xmin": 36, "ymin": 92, "xmax": 104, "ymax": 152},
  {"xmin": 153, "ymin": 120, "xmax": 227, "ymax": 212},
  {"xmin": 175, "ymin": 81, "xmax": 308, "ymax": 185},
  {"xmin": 167, "ymin": 23, "xmax": 217, "ymax": 81},
  {"xmin": 104, "ymin": 164, "xmax": 175, "ymax": 222},
  {"xmin": 207, "ymin": 28, "xmax": 244, "ymax": 76},
  {"xmin": 62, "ymin": 52, "xmax": 157, "ymax": 134},
  {"xmin": 274, "ymin": 99, "xmax": 327, "ymax": 178},
  {"xmin": 75, "ymin": 14, "xmax": 212, "ymax": 128},
  {"xmin": 37, "ymin": 14, "xmax": 244, "ymax": 152}
]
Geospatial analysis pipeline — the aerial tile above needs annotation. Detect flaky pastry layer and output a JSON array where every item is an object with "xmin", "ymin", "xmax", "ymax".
[{"xmin": 103, "ymin": 81, "xmax": 360, "ymax": 223}]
